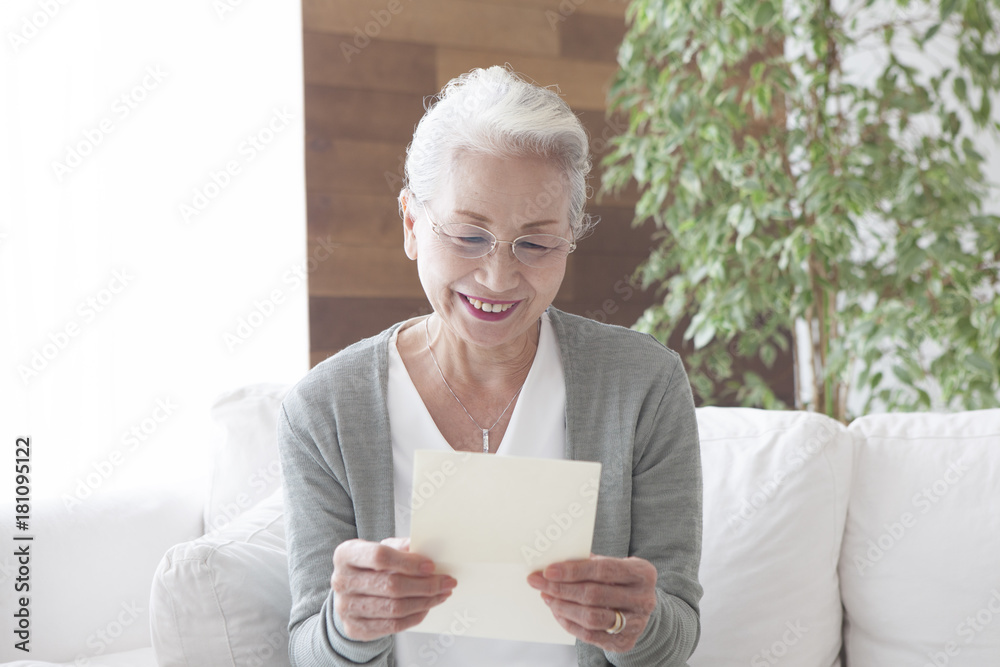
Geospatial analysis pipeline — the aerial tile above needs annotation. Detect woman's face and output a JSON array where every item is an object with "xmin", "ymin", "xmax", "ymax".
[{"xmin": 404, "ymin": 151, "xmax": 573, "ymax": 352}]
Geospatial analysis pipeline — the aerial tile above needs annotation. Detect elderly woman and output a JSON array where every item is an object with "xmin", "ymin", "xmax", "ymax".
[{"xmin": 278, "ymin": 66, "xmax": 702, "ymax": 666}]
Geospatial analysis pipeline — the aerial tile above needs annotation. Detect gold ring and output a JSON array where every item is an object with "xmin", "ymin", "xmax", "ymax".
[{"xmin": 606, "ymin": 610, "xmax": 626, "ymax": 635}]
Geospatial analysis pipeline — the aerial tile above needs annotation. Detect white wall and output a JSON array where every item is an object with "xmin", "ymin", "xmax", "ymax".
[{"xmin": 0, "ymin": 1, "xmax": 308, "ymax": 502}]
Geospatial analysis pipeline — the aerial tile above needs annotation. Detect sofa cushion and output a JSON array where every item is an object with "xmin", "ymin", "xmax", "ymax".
[
  {"xmin": 150, "ymin": 490, "xmax": 292, "ymax": 667},
  {"xmin": 204, "ymin": 383, "xmax": 290, "ymax": 532},
  {"xmin": 691, "ymin": 407, "xmax": 852, "ymax": 667},
  {"xmin": 840, "ymin": 409, "xmax": 1000, "ymax": 666}
]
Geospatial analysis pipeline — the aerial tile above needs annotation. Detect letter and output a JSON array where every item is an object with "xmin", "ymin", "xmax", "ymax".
[
  {"xmin": 210, "ymin": 169, "xmax": 231, "ymax": 189},
  {"xmin": 340, "ymin": 41, "xmax": 361, "ymax": 63},
  {"xmin": 370, "ymin": 8, "xmax": 392, "ymax": 26},
  {"xmin": 750, "ymin": 658, "xmax": 769, "ymax": 667},
  {"xmin": 568, "ymin": 502, "xmax": 582, "ymax": 517},
  {"xmin": 932, "ymin": 480, "xmax": 948, "ymax": 496},
  {"xmin": 93, "ymin": 458, "xmax": 114, "ymax": 479},
  {"xmin": 179, "ymin": 203, "xmax": 199, "ymax": 222},
  {"xmin": 317, "ymin": 234, "xmax": 338, "ymax": 257},
  {"xmin": 945, "ymin": 641, "xmax": 959, "ymax": 656},
  {"xmin": 913, "ymin": 491, "xmax": 932, "ymax": 514},
  {"xmin": 950, "ymin": 459, "xmax": 970, "ymax": 475},
  {"xmin": 388, "ymin": 0, "xmax": 402, "ymax": 13},
  {"xmin": 417, "ymin": 643, "xmax": 437, "ymax": 664},
  {"xmin": 62, "ymin": 492, "xmax": 82, "ymax": 511},
  {"xmin": 20, "ymin": 16, "xmax": 39, "ymax": 40},
  {"xmin": 533, "ymin": 529, "xmax": 551, "ymax": 551},
  {"xmin": 865, "ymin": 539, "xmax": 884, "ymax": 562},
  {"xmin": 545, "ymin": 9, "xmax": 563, "ymax": 29},
  {"xmin": 886, "ymin": 520, "xmax": 905, "ymax": 540},
  {"xmin": 224, "ymin": 332, "xmax": 242, "ymax": 351},
  {"xmin": 552, "ymin": 511, "xmax": 573, "ymax": 530},
  {"xmin": 944, "ymin": 465, "xmax": 961, "ymax": 484},
  {"xmin": 957, "ymin": 621, "xmax": 974, "ymax": 643},
  {"xmin": 603, "ymin": 298, "xmax": 619, "ymax": 315},
  {"xmin": 9, "ymin": 32, "xmax": 29, "ymax": 53},
  {"xmin": 111, "ymin": 98, "xmax": 130, "ymax": 120},
  {"xmin": 238, "ymin": 140, "xmax": 257, "ymax": 161},
  {"xmin": 214, "ymin": 0, "xmax": 235, "ymax": 19},
  {"xmin": 39, "ymin": 0, "xmax": 60, "ymax": 17},
  {"xmin": 155, "ymin": 397, "xmax": 178, "ymax": 418},
  {"xmin": 785, "ymin": 619, "xmax": 807, "ymax": 638},
  {"xmin": 236, "ymin": 318, "xmax": 254, "ymax": 338},
  {"xmin": 271, "ymin": 288, "xmax": 286, "ymax": 304},
  {"xmin": 52, "ymin": 159, "xmax": 72, "ymax": 181},
  {"xmin": 254, "ymin": 297, "xmax": 275, "ymax": 318},
  {"xmin": 122, "ymin": 431, "xmax": 140, "ymax": 451},
  {"xmin": 521, "ymin": 545, "xmax": 541, "ymax": 564},
  {"xmin": 544, "ymin": 523, "xmax": 563, "ymax": 541},
  {"xmin": 48, "ymin": 329, "xmax": 69, "ymax": 349},
  {"xmin": 925, "ymin": 650, "xmax": 949, "ymax": 666}
]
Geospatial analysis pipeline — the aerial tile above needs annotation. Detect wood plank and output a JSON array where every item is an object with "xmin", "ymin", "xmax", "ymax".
[
  {"xmin": 303, "ymin": 30, "xmax": 437, "ymax": 93},
  {"xmin": 306, "ymin": 85, "xmax": 427, "ymax": 143},
  {"xmin": 308, "ymin": 191, "xmax": 404, "ymax": 247},
  {"xmin": 306, "ymin": 138, "xmax": 409, "ymax": 195},
  {"xmin": 559, "ymin": 11, "xmax": 626, "ymax": 62},
  {"xmin": 458, "ymin": 0, "xmax": 629, "ymax": 18},
  {"xmin": 310, "ymin": 246, "xmax": 423, "ymax": 297},
  {"xmin": 310, "ymin": 296, "xmax": 432, "ymax": 354},
  {"xmin": 303, "ymin": 0, "xmax": 559, "ymax": 57},
  {"xmin": 436, "ymin": 49, "xmax": 619, "ymax": 111}
]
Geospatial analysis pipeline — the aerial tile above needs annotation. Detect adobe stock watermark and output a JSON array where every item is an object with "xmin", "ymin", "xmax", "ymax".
[
  {"xmin": 16, "ymin": 268, "xmax": 135, "ymax": 385},
  {"xmin": 70, "ymin": 600, "xmax": 144, "ymax": 666},
  {"xmin": 204, "ymin": 459, "xmax": 283, "ymax": 535},
  {"xmin": 520, "ymin": 478, "xmax": 599, "ymax": 567},
  {"xmin": 51, "ymin": 65, "xmax": 168, "ymax": 183},
  {"xmin": 852, "ymin": 458, "xmax": 969, "ymax": 575},
  {"xmin": 179, "ymin": 106, "xmax": 294, "ymax": 224},
  {"xmin": 223, "ymin": 236, "xmax": 336, "ymax": 352},
  {"xmin": 242, "ymin": 629, "xmax": 289, "ymax": 667},
  {"xmin": 61, "ymin": 397, "xmax": 179, "ymax": 511},
  {"xmin": 750, "ymin": 620, "xmax": 808, "ymax": 666},
  {"xmin": 923, "ymin": 589, "xmax": 1000, "ymax": 667},
  {"xmin": 401, "ymin": 609, "xmax": 477, "ymax": 667},
  {"xmin": 339, "ymin": 0, "xmax": 415, "ymax": 63},
  {"xmin": 212, "ymin": 0, "xmax": 252, "ymax": 21},
  {"xmin": 7, "ymin": 0, "xmax": 72, "ymax": 54},
  {"xmin": 727, "ymin": 419, "xmax": 837, "ymax": 529}
]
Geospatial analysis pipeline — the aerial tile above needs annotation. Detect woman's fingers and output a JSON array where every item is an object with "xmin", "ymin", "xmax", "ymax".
[
  {"xmin": 335, "ymin": 538, "xmax": 434, "ymax": 575},
  {"xmin": 528, "ymin": 555, "xmax": 659, "ymax": 652},
  {"xmin": 335, "ymin": 566, "xmax": 456, "ymax": 597},
  {"xmin": 331, "ymin": 538, "xmax": 456, "ymax": 642}
]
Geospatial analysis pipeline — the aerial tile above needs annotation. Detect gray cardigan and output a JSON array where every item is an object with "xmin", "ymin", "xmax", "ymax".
[{"xmin": 278, "ymin": 307, "xmax": 703, "ymax": 666}]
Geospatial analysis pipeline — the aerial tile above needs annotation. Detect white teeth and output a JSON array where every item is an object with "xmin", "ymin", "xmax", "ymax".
[{"xmin": 466, "ymin": 296, "xmax": 513, "ymax": 312}]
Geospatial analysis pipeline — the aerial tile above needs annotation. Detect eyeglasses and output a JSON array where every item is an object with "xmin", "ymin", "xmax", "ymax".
[{"xmin": 421, "ymin": 206, "xmax": 576, "ymax": 269}]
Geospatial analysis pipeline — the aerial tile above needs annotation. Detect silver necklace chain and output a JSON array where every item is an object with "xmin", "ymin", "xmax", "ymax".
[{"xmin": 424, "ymin": 317, "xmax": 525, "ymax": 453}]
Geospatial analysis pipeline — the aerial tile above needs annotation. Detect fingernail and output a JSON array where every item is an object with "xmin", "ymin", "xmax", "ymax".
[
  {"xmin": 442, "ymin": 577, "xmax": 457, "ymax": 590},
  {"xmin": 542, "ymin": 594, "xmax": 553, "ymax": 605}
]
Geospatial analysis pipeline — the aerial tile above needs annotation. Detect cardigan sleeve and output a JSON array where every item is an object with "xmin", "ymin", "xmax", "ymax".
[
  {"xmin": 278, "ymin": 402, "xmax": 393, "ymax": 666},
  {"xmin": 605, "ymin": 352, "xmax": 703, "ymax": 667}
]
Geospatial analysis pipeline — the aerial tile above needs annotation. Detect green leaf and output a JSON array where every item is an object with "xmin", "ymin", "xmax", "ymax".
[
  {"xmin": 754, "ymin": 2, "xmax": 776, "ymax": 28},
  {"xmin": 967, "ymin": 353, "xmax": 995, "ymax": 373}
]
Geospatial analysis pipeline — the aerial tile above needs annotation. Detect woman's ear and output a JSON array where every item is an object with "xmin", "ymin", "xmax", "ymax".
[{"xmin": 400, "ymin": 189, "xmax": 418, "ymax": 260}]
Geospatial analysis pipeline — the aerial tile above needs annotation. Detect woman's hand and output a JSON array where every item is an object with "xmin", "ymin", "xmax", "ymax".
[
  {"xmin": 332, "ymin": 537, "xmax": 457, "ymax": 641},
  {"xmin": 527, "ymin": 555, "xmax": 657, "ymax": 652}
]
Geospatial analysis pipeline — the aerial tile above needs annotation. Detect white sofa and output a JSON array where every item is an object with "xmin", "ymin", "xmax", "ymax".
[{"xmin": 3, "ymin": 384, "xmax": 998, "ymax": 666}]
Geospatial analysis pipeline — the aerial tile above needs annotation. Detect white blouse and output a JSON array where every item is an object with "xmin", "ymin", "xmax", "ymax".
[{"xmin": 388, "ymin": 311, "xmax": 578, "ymax": 667}]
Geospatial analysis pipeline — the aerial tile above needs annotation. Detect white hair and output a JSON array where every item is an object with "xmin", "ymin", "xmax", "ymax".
[{"xmin": 400, "ymin": 66, "xmax": 597, "ymax": 239}]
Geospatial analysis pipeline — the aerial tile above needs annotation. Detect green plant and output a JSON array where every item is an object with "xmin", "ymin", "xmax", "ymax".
[{"xmin": 603, "ymin": 0, "xmax": 1000, "ymax": 421}]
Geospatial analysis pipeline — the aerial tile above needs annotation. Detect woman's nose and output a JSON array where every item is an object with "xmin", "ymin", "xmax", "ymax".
[{"xmin": 477, "ymin": 241, "xmax": 521, "ymax": 292}]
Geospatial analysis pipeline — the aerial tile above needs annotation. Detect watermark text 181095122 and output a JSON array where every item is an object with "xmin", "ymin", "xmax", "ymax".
[{"xmin": 12, "ymin": 436, "xmax": 34, "ymax": 653}]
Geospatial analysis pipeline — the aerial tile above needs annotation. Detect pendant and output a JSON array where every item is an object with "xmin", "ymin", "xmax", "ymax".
[{"xmin": 482, "ymin": 429, "xmax": 489, "ymax": 454}]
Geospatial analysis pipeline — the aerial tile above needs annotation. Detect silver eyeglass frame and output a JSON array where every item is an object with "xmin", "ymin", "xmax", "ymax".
[{"xmin": 418, "ymin": 203, "xmax": 577, "ymax": 268}]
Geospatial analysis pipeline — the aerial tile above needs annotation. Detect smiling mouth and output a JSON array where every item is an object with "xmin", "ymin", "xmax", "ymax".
[{"xmin": 462, "ymin": 294, "xmax": 517, "ymax": 313}]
